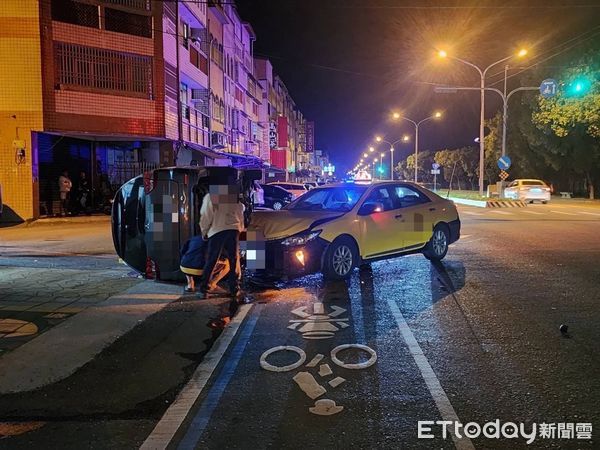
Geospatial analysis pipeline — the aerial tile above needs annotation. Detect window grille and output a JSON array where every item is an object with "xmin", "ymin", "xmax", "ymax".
[{"xmin": 55, "ymin": 42, "xmax": 153, "ymax": 97}]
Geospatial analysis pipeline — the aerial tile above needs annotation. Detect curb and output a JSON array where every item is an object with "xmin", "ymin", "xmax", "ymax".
[
  {"xmin": 25, "ymin": 215, "xmax": 111, "ymax": 227},
  {"xmin": 486, "ymin": 200, "xmax": 527, "ymax": 208},
  {"xmin": 448, "ymin": 197, "xmax": 526, "ymax": 208}
]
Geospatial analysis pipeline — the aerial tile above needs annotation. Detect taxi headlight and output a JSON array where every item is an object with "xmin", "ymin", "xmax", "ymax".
[{"xmin": 281, "ymin": 231, "xmax": 321, "ymax": 246}]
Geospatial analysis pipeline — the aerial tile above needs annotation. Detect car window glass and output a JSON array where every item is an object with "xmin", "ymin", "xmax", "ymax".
[
  {"xmin": 364, "ymin": 187, "xmax": 395, "ymax": 211},
  {"xmin": 394, "ymin": 185, "xmax": 429, "ymax": 208},
  {"xmin": 522, "ymin": 180, "xmax": 544, "ymax": 186},
  {"xmin": 287, "ymin": 186, "xmax": 367, "ymax": 211}
]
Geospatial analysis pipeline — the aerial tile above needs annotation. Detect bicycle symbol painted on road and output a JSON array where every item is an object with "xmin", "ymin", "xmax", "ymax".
[{"xmin": 259, "ymin": 302, "xmax": 377, "ymax": 416}]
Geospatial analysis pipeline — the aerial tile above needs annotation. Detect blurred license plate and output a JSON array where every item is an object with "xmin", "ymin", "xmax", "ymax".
[{"xmin": 531, "ymin": 188, "xmax": 542, "ymax": 192}]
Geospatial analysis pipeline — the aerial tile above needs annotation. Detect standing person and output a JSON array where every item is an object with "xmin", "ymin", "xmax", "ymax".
[
  {"xmin": 76, "ymin": 171, "xmax": 91, "ymax": 215},
  {"xmin": 198, "ymin": 184, "xmax": 245, "ymax": 298},
  {"xmin": 58, "ymin": 170, "xmax": 72, "ymax": 216}
]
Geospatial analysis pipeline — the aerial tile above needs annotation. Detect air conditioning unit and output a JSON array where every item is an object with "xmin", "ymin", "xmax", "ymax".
[{"xmin": 211, "ymin": 131, "xmax": 226, "ymax": 148}]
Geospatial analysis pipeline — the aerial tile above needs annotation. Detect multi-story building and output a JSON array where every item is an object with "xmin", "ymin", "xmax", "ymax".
[{"xmin": 0, "ymin": 0, "xmax": 312, "ymax": 221}]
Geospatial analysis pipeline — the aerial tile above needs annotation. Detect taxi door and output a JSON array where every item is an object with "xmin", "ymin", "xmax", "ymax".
[
  {"xmin": 391, "ymin": 184, "xmax": 435, "ymax": 249},
  {"xmin": 357, "ymin": 185, "xmax": 405, "ymax": 258}
]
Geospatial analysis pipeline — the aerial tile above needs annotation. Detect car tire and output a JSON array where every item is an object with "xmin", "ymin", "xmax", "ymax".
[
  {"xmin": 322, "ymin": 237, "xmax": 358, "ymax": 280},
  {"xmin": 273, "ymin": 201, "xmax": 283, "ymax": 210},
  {"xmin": 542, "ymin": 200, "xmax": 548, "ymax": 204},
  {"xmin": 423, "ymin": 224, "xmax": 450, "ymax": 261}
]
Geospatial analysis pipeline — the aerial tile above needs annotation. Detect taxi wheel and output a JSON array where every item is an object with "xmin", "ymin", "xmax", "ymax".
[
  {"xmin": 323, "ymin": 237, "xmax": 358, "ymax": 280},
  {"xmin": 423, "ymin": 224, "xmax": 449, "ymax": 261},
  {"xmin": 273, "ymin": 201, "xmax": 283, "ymax": 210}
]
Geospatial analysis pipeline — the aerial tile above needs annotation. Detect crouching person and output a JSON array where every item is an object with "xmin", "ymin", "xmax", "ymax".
[
  {"xmin": 180, "ymin": 235, "xmax": 229, "ymax": 294},
  {"xmin": 198, "ymin": 184, "xmax": 245, "ymax": 299}
]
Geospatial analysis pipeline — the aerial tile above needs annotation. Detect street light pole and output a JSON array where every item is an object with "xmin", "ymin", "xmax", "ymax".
[
  {"xmin": 391, "ymin": 113, "xmax": 442, "ymax": 183},
  {"xmin": 438, "ymin": 49, "xmax": 526, "ymax": 195}
]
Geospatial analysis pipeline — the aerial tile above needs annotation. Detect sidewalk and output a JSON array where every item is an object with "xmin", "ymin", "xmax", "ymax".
[{"xmin": 0, "ymin": 280, "xmax": 181, "ymax": 394}]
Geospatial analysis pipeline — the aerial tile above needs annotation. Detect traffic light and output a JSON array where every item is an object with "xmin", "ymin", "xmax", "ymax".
[{"xmin": 565, "ymin": 77, "xmax": 592, "ymax": 97}]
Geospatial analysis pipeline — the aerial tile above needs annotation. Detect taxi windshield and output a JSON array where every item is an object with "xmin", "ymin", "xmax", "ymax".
[{"xmin": 285, "ymin": 186, "xmax": 367, "ymax": 212}]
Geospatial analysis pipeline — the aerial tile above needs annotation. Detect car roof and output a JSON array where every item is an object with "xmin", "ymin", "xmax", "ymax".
[
  {"xmin": 514, "ymin": 179, "xmax": 546, "ymax": 183},
  {"xmin": 315, "ymin": 180, "xmax": 422, "ymax": 189},
  {"xmin": 268, "ymin": 182, "xmax": 306, "ymax": 187}
]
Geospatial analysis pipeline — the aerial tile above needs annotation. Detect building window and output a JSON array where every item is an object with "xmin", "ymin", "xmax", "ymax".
[
  {"xmin": 182, "ymin": 22, "xmax": 190, "ymax": 49},
  {"xmin": 51, "ymin": 0, "xmax": 99, "ymax": 28},
  {"xmin": 190, "ymin": 47, "xmax": 208, "ymax": 74},
  {"xmin": 104, "ymin": 8, "xmax": 152, "ymax": 38},
  {"xmin": 180, "ymin": 83, "xmax": 190, "ymax": 120},
  {"xmin": 55, "ymin": 42, "xmax": 153, "ymax": 97}
]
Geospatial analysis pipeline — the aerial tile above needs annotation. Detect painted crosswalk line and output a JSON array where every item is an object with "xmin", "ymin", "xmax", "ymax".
[
  {"xmin": 551, "ymin": 210, "xmax": 577, "ymax": 216},
  {"xmin": 488, "ymin": 210, "xmax": 513, "ymax": 215},
  {"xmin": 521, "ymin": 210, "xmax": 544, "ymax": 215},
  {"xmin": 579, "ymin": 211, "xmax": 600, "ymax": 217}
]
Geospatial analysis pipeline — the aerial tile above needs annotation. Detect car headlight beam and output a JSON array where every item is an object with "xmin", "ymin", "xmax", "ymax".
[{"xmin": 281, "ymin": 231, "xmax": 321, "ymax": 246}]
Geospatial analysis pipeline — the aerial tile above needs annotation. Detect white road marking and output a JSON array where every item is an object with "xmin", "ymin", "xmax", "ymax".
[
  {"xmin": 305, "ymin": 354, "xmax": 325, "ymax": 367},
  {"xmin": 488, "ymin": 210, "xmax": 513, "ymax": 215},
  {"xmin": 330, "ymin": 344, "xmax": 378, "ymax": 370},
  {"xmin": 461, "ymin": 211, "xmax": 483, "ymax": 216},
  {"xmin": 318, "ymin": 364, "xmax": 333, "ymax": 377},
  {"xmin": 385, "ymin": 297, "xmax": 475, "ymax": 450},
  {"xmin": 328, "ymin": 377, "xmax": 346, "ymax": 388},
  {"xmin": 140, "ymin": 303, "xmax": 253, "ymax": 450},
  {"xmin": 551, "ymin": 210, "xmax": 577, "ymax": 216},
  {"xmin": 260, "ymin": 346, "xmax": 306, "ymax": 372},
  {"xmin": 580, "ymin": 211, "xmax": 600, "ymax": 216},
  {"xmin": 309, "ymin": 399, "xmax": 344, "ymax": 415},
  {"xmin": 293, "ymin": 371, "xmax": 327, "ymax": 399},
  {"xmin": 520, "ymin": 210, "xmax": 544, "ymax": 215}
]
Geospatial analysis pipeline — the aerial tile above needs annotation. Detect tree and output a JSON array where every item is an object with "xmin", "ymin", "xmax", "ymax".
[{"xmin": 530, "ymin": 50, "xmax": 600, "ymax": 198}]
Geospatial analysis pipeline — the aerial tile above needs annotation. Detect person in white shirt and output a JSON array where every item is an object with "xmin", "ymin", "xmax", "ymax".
[{"xmin": 198, "ymin": 185, "xmax": 245, "ymax": 297}]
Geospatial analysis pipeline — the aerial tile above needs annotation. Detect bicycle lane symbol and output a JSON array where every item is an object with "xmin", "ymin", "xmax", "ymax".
[{"xmin": 259, "ymin": 302, "xmax": 378, "ymax": 416}]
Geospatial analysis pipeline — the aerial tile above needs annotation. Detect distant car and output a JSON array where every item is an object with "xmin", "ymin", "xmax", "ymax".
[
  {"xmin": 249, "ymin": 181, "xmax": 461, "ymax": 280},
  {"xmin": 267, "ymin": 182, "xmax": 308, "ymax": 199},
  {"xmin": 504, "ymin": 179, "xmax": 551, "ymax": 203},
  {"xmin": 260, "ymin": 183, "xmax": 293, "ymax": 210}
]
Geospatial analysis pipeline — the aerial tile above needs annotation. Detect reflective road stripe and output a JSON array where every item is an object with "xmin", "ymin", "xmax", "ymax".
[{"xmin": 385, "ymin": 297, "xmax": 475, "ymax": 450}]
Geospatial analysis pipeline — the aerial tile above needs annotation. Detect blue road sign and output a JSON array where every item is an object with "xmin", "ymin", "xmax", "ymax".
[
  {"xmin": 432, "ymin": 163, "xmax": 440, "ymax": 170},
  {"xmin": 540, "ymin": 79, "xmax": 558, "ymax": 98},
  {"xmin": 497, "ymin": 155, "xmax": 512, "ymax": 170}
]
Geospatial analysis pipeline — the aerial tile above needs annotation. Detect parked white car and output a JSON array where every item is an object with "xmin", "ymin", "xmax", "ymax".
[{"xmin": 504, "ymin": 179, "xmax": 551, "ymax": 203}]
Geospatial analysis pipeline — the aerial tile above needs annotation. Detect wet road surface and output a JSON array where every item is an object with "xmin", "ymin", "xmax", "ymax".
[{"xmin": 2, "ymin": 204, "xmax": 600, "ymax": 448}]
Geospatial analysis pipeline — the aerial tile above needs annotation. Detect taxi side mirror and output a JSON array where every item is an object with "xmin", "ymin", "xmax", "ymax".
[{"xmin": 358, "ymin": 202, "xmax": 384, "ymax": 216}]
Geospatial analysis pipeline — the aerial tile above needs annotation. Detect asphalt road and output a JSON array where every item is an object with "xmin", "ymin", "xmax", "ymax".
[{"xmin": 1, "ymin": 201, "xmax": 599, "ymax": 449}]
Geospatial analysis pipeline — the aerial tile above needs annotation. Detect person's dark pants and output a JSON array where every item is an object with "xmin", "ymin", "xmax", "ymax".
[{"xmin": 199, "ymin": 230, "xmax": 240, "ymax": 294}]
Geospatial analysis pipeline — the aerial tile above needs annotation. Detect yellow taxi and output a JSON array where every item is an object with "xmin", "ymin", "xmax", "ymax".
[{"xmin": 249, "ymin": 181, "xmax": 460, "ymax": 280}]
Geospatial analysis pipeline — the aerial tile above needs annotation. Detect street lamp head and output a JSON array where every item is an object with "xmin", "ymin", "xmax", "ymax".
[
  {"xmin": 374, "ymin": 158, "xmax": 378, "ymax": 162},
  {"xmin": 363, "ymin": 152, "xmax": 368, "ymax": 158},
  {"xmin": 438, "ymin": 49, "xmax": 448, "ymax": 58},
  {"xmin": 402, "ymin": 135, "xmax": 410, "ymax": 142},
  {"xmin": 375, "ymin": 136, "xmax": 382, "ymax": 142},
  {"xmin": 392, "ymin": 112, "xmax": 401, "ymax": 120},
  {"xmin": 517, "ymin": 48, "xmax": 528, "ymax": 57},
  {"xmin": 369, "ymin": 146, "xmax": 375, "ymax": 152},
  {"xmin": 434, "ymin": 111, "xmax": 443, "ymax": 119},
  {"xmin": 381, "ymin": 153, "xmax": 385, "ymax": 158},
  {"xmin": 390, "ymin": 147, "xmax": 395, "ymax": 152}
]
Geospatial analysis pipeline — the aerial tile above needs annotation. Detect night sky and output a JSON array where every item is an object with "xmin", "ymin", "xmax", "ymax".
[{"xmin": 235, "ymin": 0, "xmax": 600, "ymax": 173}]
